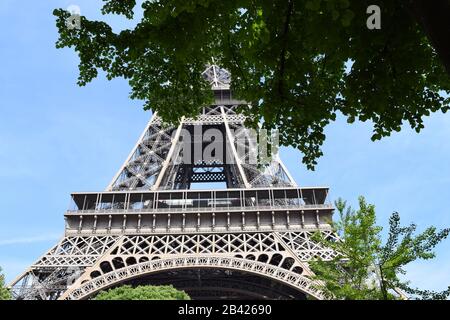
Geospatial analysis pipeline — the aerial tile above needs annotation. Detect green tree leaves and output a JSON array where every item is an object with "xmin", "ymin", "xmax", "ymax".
[
  {"xmin": 94, "ymin": 285, "xmax": 191, "ymax": 300},
  {"xmin": 310, "ymin": 197, "xmax": 450, "ymax": 300},
  {"xmin": 0, "ymin": 267, "xmax": 11, "ymax": 300},
  {"xmin": 54, "ymin": 0, "xmax": 450, "ymax": 170},
  {"xmin": 101, "ymin": 0, "xmax": 136, "ymax": 19}
]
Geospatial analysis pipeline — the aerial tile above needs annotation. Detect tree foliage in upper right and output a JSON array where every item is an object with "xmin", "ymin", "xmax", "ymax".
[
  {"xmin": 94, "ymin": 285, "xmax": 190, "ymax": 300},
  {"xmin": 53, "ymin": 0, "xmax": 450, "ymax": 170}
]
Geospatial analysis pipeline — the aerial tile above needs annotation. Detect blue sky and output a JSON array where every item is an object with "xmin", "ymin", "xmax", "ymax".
[{"xmin": 1, "ymin": 1, "xmax": 449, "ymax": 292}]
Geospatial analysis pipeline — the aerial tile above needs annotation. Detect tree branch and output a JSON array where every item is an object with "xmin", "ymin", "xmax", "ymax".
[
  {"xmin": 403, "ymin": 0, "xmax": 450, "ymax": 75},
  {"xmin": 277, "ymin": 0, "xmax": 294, "ymax": 98}
]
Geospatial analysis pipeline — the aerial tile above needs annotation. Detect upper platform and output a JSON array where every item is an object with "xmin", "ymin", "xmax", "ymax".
[{"xmin": 65, "ymin": 186, "xmax": 333, "ymax": 235}]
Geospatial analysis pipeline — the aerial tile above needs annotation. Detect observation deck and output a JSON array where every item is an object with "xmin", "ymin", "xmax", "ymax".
[{"xmin": 65, "ymin": 187, "xmax": 333, "ymax": 235}]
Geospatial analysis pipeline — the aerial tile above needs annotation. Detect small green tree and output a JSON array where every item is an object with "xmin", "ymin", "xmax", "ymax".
[
  {"xmin": 94, "ymin": 285, "xmax": 190, "ymax": 300},
  {"xmin": 310, "ymin": 197, "xmax": 450, "ymax": 300},
  {"xmin": 0, "ymin": 267, "xmax": 11, "ymax": 300}
]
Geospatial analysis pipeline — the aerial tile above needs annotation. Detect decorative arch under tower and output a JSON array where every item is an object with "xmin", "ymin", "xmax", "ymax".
[{"xmin": 9, "ymin": 65, "xmax": 337, "ymax": 300}]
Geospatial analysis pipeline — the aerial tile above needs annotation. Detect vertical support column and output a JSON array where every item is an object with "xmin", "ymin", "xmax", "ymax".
[
  {"xmin": 301, "ymin": 210, "xmax": 305, "ymax": 227},
  {"xmin": 78, "ymin": 216, "xmax": 83, "ymax": 233},
  {"xmin": 125, "ymin": 193, "xmax": 130, "ymax": 211},
  {"xmin": 151, "ymin": 193, "xmax": 156, "ymax": 210},
  {"xmin": 93, "ymin": 215, "xmax": 98, "ymax": 233},
  {"xmin": 240, "ymin": 190, "xmax": 244, "ymax": 208},
  {"xmin": 137, "ymin": 214, "xmax": 141, "ymax": 232},
  {"xmin": 95, "ymin": 193, "xmax": 101, "ymax": 210},
  {"xmin": 286, "ymin": 211, "xmax": 290, "ymax": 229},
  {"xmin": 122, "ymin": 215, "xmax": 127, "ymax": 232},
  {"xmin": 271, "ymin": 211, "xmax": 275, "ymax": 229},
  {"xmin": 152, "ymin": 119, "xmax": 185, "ymax": 190},
  {"xmin": 256, "ymin": 212, "xmax": 261, "ymax": 229},
  {"xmin": 82, "ymin": 195, "xmax": 87, "ymax": 211},
  {"xmin": 220, "ymin": 106, "xmax": 250, "ymax": 188}
]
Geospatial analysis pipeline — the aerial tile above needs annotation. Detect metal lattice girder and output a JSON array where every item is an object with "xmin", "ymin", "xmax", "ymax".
[
  {"xmin": 106, "ymin": 95, "xmax": 296, "ymax": 191},
  {"xmin": 10, "ymin": 228, "xmax": 337, "ymax": 300},
  {"xmin": 58, "ymin": 229, "xmax": 336, "ymax": 300},
  {"xmin": 107, "ymin": 114, "xmax": 177, "ymax": 191},
  {"xmin": 34, "ymin": 236, "xmax": 119, "ymax": 267},
  {"xmin": 202, "ymin": 64, "xmax": 231, "ymax": 89}
]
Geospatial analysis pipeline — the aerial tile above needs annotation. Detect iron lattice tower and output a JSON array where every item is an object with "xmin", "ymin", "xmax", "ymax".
[{"xmin": 10, "ymin": 66, "xmax": 337, "ymax": 300}]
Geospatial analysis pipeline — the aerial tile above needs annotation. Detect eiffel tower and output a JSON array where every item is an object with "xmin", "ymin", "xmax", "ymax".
[{"xmin": 9, "ymin": 65, "xmax": 337, "ymax": 300}]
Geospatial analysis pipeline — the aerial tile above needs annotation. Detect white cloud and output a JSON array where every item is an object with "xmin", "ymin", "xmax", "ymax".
[{"xmin": 0, "ymin": 234, "xmax": 61, "ymax": 246}]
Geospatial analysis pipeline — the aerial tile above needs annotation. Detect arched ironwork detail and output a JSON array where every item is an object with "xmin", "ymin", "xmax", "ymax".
[{"xmin": 61, "ymin": 256, "xmax": 327, "ymax": 300}]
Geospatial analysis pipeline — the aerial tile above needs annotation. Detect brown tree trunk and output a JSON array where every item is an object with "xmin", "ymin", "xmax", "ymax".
[{"xmin": 404, "ymin": 0, "xmax": 450, "ymax": 75}]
